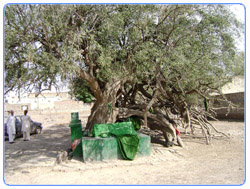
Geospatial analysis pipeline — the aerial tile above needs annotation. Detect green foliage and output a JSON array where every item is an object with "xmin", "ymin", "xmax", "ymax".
[
  {"xmin": 185, "ymin": 94, "xmax": 199, "ymax": 106},
  {"xmin": 4, "ymin": 4, "xmax": 244, "ymax": 103},
  {"xmin": 68, "ymin": 78, "xmax": 94, "ymax": 103},
  {"xmin": 126, "ymin": 116, "xmax": 141, "ymax": 131}
]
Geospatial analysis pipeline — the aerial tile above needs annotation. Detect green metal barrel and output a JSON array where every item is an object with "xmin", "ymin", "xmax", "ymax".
[{"xmin": 69, "ymin": 112, "xmax": 82, "ymax": 157}]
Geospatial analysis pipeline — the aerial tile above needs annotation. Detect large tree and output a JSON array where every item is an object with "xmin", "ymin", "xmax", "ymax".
[{"xmin": 4, "ymin": 4, "xmax": 244, "ymax": 146}]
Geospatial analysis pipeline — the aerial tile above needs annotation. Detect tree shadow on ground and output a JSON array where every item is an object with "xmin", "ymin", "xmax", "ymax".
[
  {"xmin": 4, "ymin": 124, "xmax": 72, "ymax": 171},
  {"xmin": 150, "ymin": 135, "xmax": 167, "ymax": 147},
  {"xmin": 179, "ymin": 131, "xmax": 230, "ymax": 145}
]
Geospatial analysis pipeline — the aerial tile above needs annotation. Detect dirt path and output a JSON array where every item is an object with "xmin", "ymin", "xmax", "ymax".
[{"xmin": 3, "ymin": 120, "xmax": 245, "ymax": 186}]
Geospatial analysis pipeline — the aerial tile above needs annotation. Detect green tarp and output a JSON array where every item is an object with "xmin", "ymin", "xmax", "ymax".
[
  {"xmin": 93, "ymin": 122, "xmax": 140, "ymax": 160},
  {"xmin": 116, "ymin": 134, "xmax": 140, "ymax": 160}
]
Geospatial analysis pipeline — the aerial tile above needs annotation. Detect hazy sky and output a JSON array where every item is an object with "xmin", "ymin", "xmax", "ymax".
[
  {"xmin": 230, "ymin": 4, "xmax": 245, "ymax": 51},
  {"xmin": 230, "ymin": 4, "xmax": 245, "ymax": 23}
]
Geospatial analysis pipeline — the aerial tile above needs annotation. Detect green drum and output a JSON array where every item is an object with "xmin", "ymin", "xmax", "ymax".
[{"xmin": 69, "ymin": 112, "xmax": 82, "ymax": 157}]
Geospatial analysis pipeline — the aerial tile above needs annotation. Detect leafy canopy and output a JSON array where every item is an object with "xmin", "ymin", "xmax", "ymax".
[{"xmin": 4, "ymin": 4, "xmax": 244, "ymax": 99}]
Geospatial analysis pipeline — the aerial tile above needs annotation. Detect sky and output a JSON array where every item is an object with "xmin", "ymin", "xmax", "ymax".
[
  {"xmin": 230, "ymin": 4, "xmax": 245, "ymax": 23},
  {"xmin": 230, "ymin": 4, "xmax": 245, "ymax": 51}
]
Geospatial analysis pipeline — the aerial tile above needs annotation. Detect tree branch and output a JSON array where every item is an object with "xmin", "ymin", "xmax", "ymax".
[{"xmin": 79, "ymin": 69, "xmax": 103, "ymax": 101}]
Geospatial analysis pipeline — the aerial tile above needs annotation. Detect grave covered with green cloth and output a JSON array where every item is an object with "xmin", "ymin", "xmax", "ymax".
[{"xmin": 92, "ymin": 122, "xmax": 140, "ymax": 160}]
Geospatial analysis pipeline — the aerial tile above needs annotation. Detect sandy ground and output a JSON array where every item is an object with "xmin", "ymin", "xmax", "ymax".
[{"xmin": 3, "ymin": 120, "xmax": 245, "ymax": 186}]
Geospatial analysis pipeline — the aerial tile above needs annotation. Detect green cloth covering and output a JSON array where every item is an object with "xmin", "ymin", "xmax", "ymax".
[
  {"xmin": 116, "ymin": 134, "xmax": 140, "ymax": 160},
  {"xmin": 93, "ymin": 122, "xmax": 137, "ymax": 137},
  {"xmin": 204, "ymin": 97, "xmax": 208, "ymax": 111},
  {"xmin": 92, "ymin": 123, "xmax": 110, "ymax": 137},
  {"xmin": 92, "ymin": 122, "xmax": 140, "ymax": 160}
]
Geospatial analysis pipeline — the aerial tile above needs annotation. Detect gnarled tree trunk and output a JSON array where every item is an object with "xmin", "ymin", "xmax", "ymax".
[
  {"xmin": 118, "ymin": 108, "xmax": 183, "ymax": 146},
  {"xmin": 85, "ymin": 79, "xmax": 121, "ymax": 133}
]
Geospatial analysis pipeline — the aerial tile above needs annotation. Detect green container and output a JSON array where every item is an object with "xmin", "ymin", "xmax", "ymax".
[
  {"xmin": 69, "ymin": 112, "xmax": 83, "ymax": 157},
  {"xmin": 71, "ymin": 112, "xmax": 79, "ymax": 121}
]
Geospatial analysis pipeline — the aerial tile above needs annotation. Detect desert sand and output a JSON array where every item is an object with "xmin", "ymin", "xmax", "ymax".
[{"xmin": 3, "ymin": 120, "xmax": 245, "ymax": 186}]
